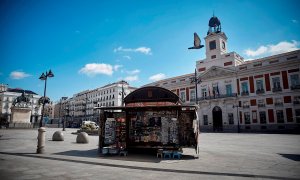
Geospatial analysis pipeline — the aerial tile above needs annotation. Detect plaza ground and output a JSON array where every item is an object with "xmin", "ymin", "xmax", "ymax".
[{"xmin": 0, "ymin": 128, "xmax": 299, "ymax": 180}]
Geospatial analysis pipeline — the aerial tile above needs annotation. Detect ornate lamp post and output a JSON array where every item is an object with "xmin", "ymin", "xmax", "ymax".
[
  {"xmin": 190, "ymin": 69, "xmax": 201, "ymax": 104},
  {"xmin": 119, "ymin": 80, "xmax": 127, "ymax": 107},
  {"xmin": 39, "ymin": 70, "xmax": 54, "ymax": 127},
  {"xmin": 37, "ymin": 70, "xmax": 54, "ymax": 154},
  {"xmin": 63, "ymin": 104, "xmax": 69, "ymax": 131}
]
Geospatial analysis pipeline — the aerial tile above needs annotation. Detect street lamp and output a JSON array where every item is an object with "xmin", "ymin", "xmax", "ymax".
[
  {"xmin": 233, "ymin": 104, "xmax": 240, "ymax": 133},
  {"xmin": 190, "ymin": 69, "xmax": 201, "ymax": 104},
  {"xmin": 119, "ymin": 80, "xmax": 127, "ymax": 107},
  {"xmin": 37, "ymin": 69, "xmax": 54, "ymax": 154},
  {"xmin": 39, "ymin": 70, "xmax": 54, "ymax": 127},
  {"xmin": 63, "ymin": 105, "xmax": 69, "ymax": 131}
]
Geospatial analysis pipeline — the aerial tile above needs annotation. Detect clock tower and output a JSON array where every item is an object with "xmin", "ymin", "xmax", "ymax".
[{"xmin": 205, "ymin": 15, "xmax": 228, "ymax": 60}]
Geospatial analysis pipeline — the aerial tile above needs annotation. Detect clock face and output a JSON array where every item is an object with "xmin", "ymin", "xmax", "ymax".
[{"xmin": 222, "ymin": 41, "xmax": 226, "ymax": 49}]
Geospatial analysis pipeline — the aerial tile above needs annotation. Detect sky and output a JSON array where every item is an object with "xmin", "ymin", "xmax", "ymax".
[{"xmin": 1, "ymin": 0, "xmax": 300, "ymax": 102}]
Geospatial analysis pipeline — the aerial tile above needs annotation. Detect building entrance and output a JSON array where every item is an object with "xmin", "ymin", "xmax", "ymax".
[{"xmin": 212, "ymin": 106, "xmax": 223, "ymax": 131}]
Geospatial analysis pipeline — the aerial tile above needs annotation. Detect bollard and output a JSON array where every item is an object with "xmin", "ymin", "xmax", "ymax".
[{"xmin": 36, "ymin": 127, "xmax": 46, "ymax": 154}]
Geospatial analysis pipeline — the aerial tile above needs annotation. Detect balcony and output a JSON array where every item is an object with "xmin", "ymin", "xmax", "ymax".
[
  {"xmin": 272, "ymin": 87, "xmax": 282, "ymax": 92},
  {"xmin": 198, "ymin": 93, "xmax": 237, "ymax": 101},
  {"xmin": 275, "ymin": 102, "xmax": 283, "ymax": 106},
  {"xmin": 258, "ymin": 104, "xmax": 265, "ymax": 107},
  {"xmin": 291, "ymin": 85, "xmax": 300, "ymax": 90},
  {"xmin": 241, "ymin": 91, "xmax": 249, "ymax": 96},
  {"xmin": 256, "ymin": 89, "xmax": 265, "ymax": 94}
]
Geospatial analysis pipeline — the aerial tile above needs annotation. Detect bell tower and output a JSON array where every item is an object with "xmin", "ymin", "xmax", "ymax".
[{"xmin": 205, "ymin": 15, "xmax": 228, "ymax": 61}]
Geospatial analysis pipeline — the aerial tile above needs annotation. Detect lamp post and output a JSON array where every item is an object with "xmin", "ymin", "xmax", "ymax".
[
  {"xmin": 39, "ymin": 70, "xmax": 54, "ymax": 127},
  {"xmin": 37, "ymin": 70, "xmax": 54, "ymax": 154},
  {"xmin": 233, "ymin": 104, "xmax": 240, "ymax": 133},
  {"xmin": 190, "ymin": 69, "xmax": 201, "ymax": 104},
  {"xmin": 63, "ymin": 104, "xmax": 69, "ymax": 131},
  {"xmin": 119, "ymin": 80, "xmax": 127, "ymax": 107}
]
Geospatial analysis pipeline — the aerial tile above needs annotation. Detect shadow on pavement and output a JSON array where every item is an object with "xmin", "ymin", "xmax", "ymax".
[
  {"xmin": 279, "ymin": 154, "xmax": 300, "ymax": 161},
  {"xmin": 0, "ymin": 151, "xmax": 297, "ymax": 180},
  {"xmin": 53, "ymin": 149, "xmax": 197, "ymax": 163}
]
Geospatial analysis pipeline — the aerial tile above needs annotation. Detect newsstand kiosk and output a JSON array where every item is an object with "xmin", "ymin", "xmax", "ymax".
[{"xmin": 96, "ymin": 86, "xmax": 200, "ymax": 156}]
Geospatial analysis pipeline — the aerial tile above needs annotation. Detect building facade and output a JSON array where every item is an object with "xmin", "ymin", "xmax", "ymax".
[
  {"xmin": 53, "ymin": 81, "xmax": 137, "ymax": 127},
  {"xmin": 0, "ymin": 84, "xmax": 42, "ymax": 126},
  {"xmin": 145, "ymin": 16, "xmax": 300, "ymax": 132}
]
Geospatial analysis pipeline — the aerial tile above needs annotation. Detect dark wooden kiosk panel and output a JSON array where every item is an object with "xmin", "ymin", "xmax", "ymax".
[{"xmin": 97, "ymin": 86, "xmax": 200, "ymax": 154}]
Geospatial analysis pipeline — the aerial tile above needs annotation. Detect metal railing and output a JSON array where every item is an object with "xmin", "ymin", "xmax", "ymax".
[
  {"xmin": 272, "ymin": 87, "xmax": 282, "ymax": 92},
  {"xmin": 256, "ymin": 89, "xmax": 265, "ymax": 94},
  {"xmin": 241, "ymin": 91, "xmax": 249, "ymax": 96},
  {"xmin": 291, "ymin": 85, "xmax": 300, "ymax": 90}
]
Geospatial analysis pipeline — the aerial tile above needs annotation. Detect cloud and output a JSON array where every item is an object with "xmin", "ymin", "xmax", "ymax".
[
  {"xmin": 79, "ymin": 63, "xmax": 113, "ymax": 76},
  {"xmin": 10, "ymin": 71, "xmax": 31, "ymax": 79},
  {"xmin": 149, "ymin": 73, "xmax": 166, "ymax": 82},
  {"xmin": 126, "ymin": 69, "xmax": 140, "ymax": 75},
  {"xmin": 114, "ymin": 46, "xmax": 152, "ymax": 55},
  {"xmin": 245, "ymin": 46, "xmax": 268, "ymax": 57},
  {"xmin": 244, "ymin": 40, "xmax": 299, "ymax": 57},
  {"xmin": 292, "ymin": 19, "xmax": 298, "ymax": 24},
  {"xmin": 113, "ymin": 65, "xmax": 123, "ymax": 71},
  {"xmin": 124, "ymin": 75, "xmax": 138, "ymax": 82},
  {"xmin": 123, "ymin": 55, "xmax": 131, "ymax": 60}
]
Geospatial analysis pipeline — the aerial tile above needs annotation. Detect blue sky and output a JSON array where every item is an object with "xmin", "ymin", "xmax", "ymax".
[{"xmin": 1, "ymin": 0, "xmax": 300, "ymax": 102}]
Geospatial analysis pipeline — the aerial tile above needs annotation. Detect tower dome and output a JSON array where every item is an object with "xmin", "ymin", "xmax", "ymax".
[
  {"xmin": 207, "ymin": 15, "xmax": 222, "ymax": 35},
  {"xmin": 209, "ymin": 16, "xmax": 221, "ymax": 27}
]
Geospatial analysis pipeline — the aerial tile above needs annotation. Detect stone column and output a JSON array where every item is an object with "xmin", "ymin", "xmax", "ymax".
[{"xmin": 36, "ymin": 127, "xmax": 46, "ymax": 154}]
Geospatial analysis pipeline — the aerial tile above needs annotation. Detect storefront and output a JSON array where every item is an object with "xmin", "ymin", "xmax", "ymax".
[{"xmin": 97, "ymin": 86, "xmax": 200, "ymax": 154}]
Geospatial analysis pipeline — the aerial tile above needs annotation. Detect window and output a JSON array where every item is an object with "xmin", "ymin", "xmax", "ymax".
[
  {"xmin": 259, "ymin": 111, "xmax": 267, "ymax": 124},
  {"xmin": 180, "ymin": 91, "xmax": 186, "ymax": 102},
  {"xmin": 244, "ymin": 112, "xmax": 250, "ymax": 124},
  {"xmin": 256, "ymin": 79, "xmax": 264, "ymax": 90},
  {"xmin": 272, "ymin": 77, "xmax": 281, "ymax": 91},
  {"xmin": 211, "ymin": 55, "xmax": 216, "ymax": 59},
  {"xmin": 276, "ymin": 110, "xmax": 284, "ymax": 123},
  {"xmin": 294, "ymin": 96, "xmax": 300, "ymax": 104},
  {"xmin": 226, "ymin": 84, "xmax": 232, "ymax": 95},
  {"xmin": 275, "ymin": 98, "xmax": 283, "ymax": 106},
  {"xmin": 203, "ymin": 115, "xmax": 208, "ymax": 125},
  {"xmin": 228, "ymin": 113, "xmax": 234, "ymax": 125},
  {"xmin": 212, "ymin": 86, "xmax": 219, "ymax": 96},
  {"xmin": 258, "ymin": 99, "xmax": 265, "ymax": 107},
  {"xmin": 241, "ymin": 82, "xmax": 248, "ymax": 94},
  {"xmin": 291, "ymin": 74, "xmax": 300, "ymax": 89},
  {"xmin": 202, "ymin": 88, "xmax": 207, "ymax": 98},
  {"xmin": 190, "ymin": 89, "xmax": 196, "ymax": 102},
  {"xmin": 209, "ymin": 40, "xmax": 216, "ymax": 50},
  {"xmin": 295, "ymin": 109, "xmax": 300, "ymax": 123},
  {"xmin": 243, "ymin": 101, "xmax": 250, "ymax": 108},
  {"xmin": 252, "ymin": 111, "xmax": 257, "ymax": 123}
]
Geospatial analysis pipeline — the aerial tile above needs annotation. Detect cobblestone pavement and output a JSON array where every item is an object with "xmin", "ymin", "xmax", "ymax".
[{"xmin": 0, "ymin": 128, "xmax": 300, "ymax": 180}]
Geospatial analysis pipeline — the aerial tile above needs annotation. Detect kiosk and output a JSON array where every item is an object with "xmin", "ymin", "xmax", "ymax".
[{"xmin": 97, "ymin": 86, "xmax": 200, "ymax": 155}]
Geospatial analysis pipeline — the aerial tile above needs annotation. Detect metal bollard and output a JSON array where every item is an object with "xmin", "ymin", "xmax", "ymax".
[{"xmin": 36, "ymin": 127, "xmax": 46, "ymax": 154}]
